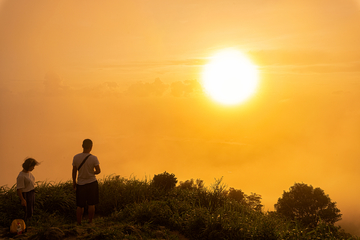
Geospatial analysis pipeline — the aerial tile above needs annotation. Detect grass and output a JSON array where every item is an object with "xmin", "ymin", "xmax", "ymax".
[{"xmin": 0, "ymin": 174, "xmax": 358, "ymax": 240}]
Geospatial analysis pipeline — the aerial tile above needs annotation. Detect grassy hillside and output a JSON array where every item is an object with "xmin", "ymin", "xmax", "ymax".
[{"xmin": 0, "ymin": 175, "xmax": 358, "ymax": 240}]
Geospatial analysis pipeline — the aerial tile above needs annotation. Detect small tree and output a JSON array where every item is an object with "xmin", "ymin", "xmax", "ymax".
[
  {"xmin": 275, "ymin": 183, "xmax": 342, "ymax": 228},
  {"xmin": 152, "ymin": 171, "xmax": 178, "ymax": 191}
]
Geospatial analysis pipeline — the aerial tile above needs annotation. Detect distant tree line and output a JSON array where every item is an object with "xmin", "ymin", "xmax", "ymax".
[{"xmin": 152, "ymin": 171, "xmax": 342, "ymax": 229}]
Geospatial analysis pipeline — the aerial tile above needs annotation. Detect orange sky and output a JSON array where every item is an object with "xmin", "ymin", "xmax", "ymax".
[{"xmin": 1, "ymin": 0, "xmax": 360, "ymax": 235}]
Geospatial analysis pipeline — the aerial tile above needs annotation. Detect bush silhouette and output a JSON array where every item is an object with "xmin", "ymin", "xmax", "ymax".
[
  {"xmin": 178, "ymin": 178, "xmax": 204, "ymax": 190},
  {"xmin": 275, "ymin": 182, "xmax": 342, "ymax": 228},
  {"xmin": 226, "ymin": 188, "xmax": 263, "ymax": 211},
  {"xmin": 152, "ymin": 171, "xmax": 178, "ymax": 191}
]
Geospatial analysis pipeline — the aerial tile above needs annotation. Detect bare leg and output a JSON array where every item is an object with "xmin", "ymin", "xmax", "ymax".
[
  {"xmin": 76, "ymin": 207, "xmax": 84, "ymax": 225},
  {"xmin": 88, "ymin": 205, "xmax": 95, "ymax": 223}
]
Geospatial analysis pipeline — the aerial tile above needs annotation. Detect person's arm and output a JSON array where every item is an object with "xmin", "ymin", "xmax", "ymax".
[
  {"xmin": 72, "ymin": 165, "xmax": 77, "ymax": 190},
  {"xmin": 94, "ymin": 165, "xmax": 101, "ymax": 175},
  {"xmin": 17, "ymin": 189, "xmax": 26, "ymax": 206}
]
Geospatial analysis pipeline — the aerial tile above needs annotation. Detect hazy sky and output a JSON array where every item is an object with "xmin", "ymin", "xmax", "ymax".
[{"xmin": 1, "ymin": 0, "xmax": 360, "ymax": 235}]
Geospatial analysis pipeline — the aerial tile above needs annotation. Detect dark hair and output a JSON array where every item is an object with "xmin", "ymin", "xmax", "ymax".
[
  {"xmin": 82, "ymin": 139, "xmax": 93, "ymax": 149},
  {"xmin": 22, "ymin": 158, "xmax": 40, "ymax": 171}
]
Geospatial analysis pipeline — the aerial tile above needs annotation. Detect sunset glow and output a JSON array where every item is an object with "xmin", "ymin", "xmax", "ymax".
[
  {"xmin": 1, "ymin": 0, "xmax": 360, "ymax": 236},
  {"xmin": 202, "ymin": 49, "xmax": 258, "ymax": 105}
]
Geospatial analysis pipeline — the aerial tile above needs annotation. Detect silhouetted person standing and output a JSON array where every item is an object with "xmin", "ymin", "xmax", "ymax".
[
  {"xmin": 17, "ymin": 158, "xmax": 40, "ymax": 222},
  {"xmin": 72, "ymin": 139, "xmax": 101, "ymax": 225}
]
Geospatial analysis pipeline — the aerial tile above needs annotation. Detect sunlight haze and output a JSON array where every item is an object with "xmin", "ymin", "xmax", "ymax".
[
  {"xmin": 1, "ymin": 0, "xmax": 360, "ymax": 235},
  {"xmin": 201, "ymin": 49, "xmax": 258, "ymax": 105}
]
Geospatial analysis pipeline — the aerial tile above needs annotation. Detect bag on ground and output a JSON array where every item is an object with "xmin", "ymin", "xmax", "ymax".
[{"xmin": 10, "ymin": 219, "xmax": 26, "ymax": 234}]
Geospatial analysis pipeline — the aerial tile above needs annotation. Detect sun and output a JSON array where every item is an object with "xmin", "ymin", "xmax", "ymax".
[{"xmin": 201, "ymin": 49, "xmax": 259, "ymax": 105}]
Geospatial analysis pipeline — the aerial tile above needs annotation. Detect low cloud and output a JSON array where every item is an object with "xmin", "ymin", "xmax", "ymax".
[
  {"xmin": 43, "ymin": 72, "xmax": 70, "ymax": 95},
  {"xmin": 124, "ymin": 78, "xmax": 203, "ymax": 98},
  {"xmin": 104, "ymin": 81, "xmax": 118, "ymax": 89},
  {"xmin": 126, "ymin": 78, "xmax": 168, "ymax": 97},
  {"xmin": 170, "ymin": 80, "xmax": 203, "ymax": 97}
]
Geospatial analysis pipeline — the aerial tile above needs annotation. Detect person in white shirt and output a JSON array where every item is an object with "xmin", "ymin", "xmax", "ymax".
[
  {"xmin": 17, "ymin": 158, "xmax": 40, "ymax": 221},
  {"xmin": 72, "ymin": 139, "xmax": 101, "ymax": 225}
]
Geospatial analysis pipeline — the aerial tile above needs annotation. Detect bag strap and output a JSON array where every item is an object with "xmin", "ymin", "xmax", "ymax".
[{"xmin": 78, "ymin": 154, "xmax": 91, "ymax": 171}]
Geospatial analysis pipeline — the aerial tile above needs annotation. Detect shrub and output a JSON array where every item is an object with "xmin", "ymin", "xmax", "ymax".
[
  {"xmin": 1, "ymin": 175, "xmax": 359, "ymax": 240},
  {"xmin": 119, "ymin": 200, "xmax": 173, "ymax": 227},
  {"xmin": 178, "ymin": 178, "xmax": 204, "ymax": 190},
  {"xmin": 152, "ymin": 171, "xmax": 177, "ymax": 191},
  {"xmin": 98, "ymin": 175, "xmax": 152, "ymax": 215},
  {"xmin": 35, "ymin": 181, "xmax": 76, "ymax": 218},
  {"xmin": 197, "ymin": 177, "xmax": 227, "ymax": 212},
  {"xmin": 275, "ymin": 182, "xmax": 342, "ymax": 228},
  {"xmin": 0, "ymin": 184, "xmax": 24, "ymax": 226}
]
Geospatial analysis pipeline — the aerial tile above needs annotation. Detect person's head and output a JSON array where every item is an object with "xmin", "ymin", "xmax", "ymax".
[
  {"xmin": 22, "ymin": 158, "xmax": 39, "ymax": 172},
  {"xmin": 82, "ymin": 139, "xmax": 93, "ymax": 151}
]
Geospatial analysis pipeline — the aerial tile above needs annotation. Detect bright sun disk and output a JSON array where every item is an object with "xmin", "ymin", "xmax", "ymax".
[{"xmin": 202, "ymin": 49, "xmax": 259, "ymax": 105}]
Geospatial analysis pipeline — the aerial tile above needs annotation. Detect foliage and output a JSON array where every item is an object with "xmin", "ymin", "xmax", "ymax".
[
  {"xmin": 227, "ymin": 188, "xmax": 263, "ymax": 211},
  {"xmin": 178, "ymin": 178, "xmax": 204, "ymax": 190},
  {"xmin": 198, "ymin": 177, "xmax": 228, "ymax": 212},
  {"xmin": 97, "ymin": 175, "xmax": 154, "ymax": 215},
  {"xmin": 1, "ymin": 175, "xmax": 358, "ymax": 240},
  {"xmin": 274, "ymin": 182, "xmax": 342, "ymax": 228},
  {"xmin": 227, "ymin": 187, "xmax": 246, "ymax": 203},
  {"xmin": 247, "ymin": 192, "xmax": 263, "ymax": 211},
  {"xmin": 0, "ymin": 184, "xmax": 24, "ymax": 227},
  {"xmin": 152, "ymin": 171, "xmax": 178, "ymax": 191},
  {"xmin": 34, "ymin": 181, "xmax": 76, "ymax": 218}
]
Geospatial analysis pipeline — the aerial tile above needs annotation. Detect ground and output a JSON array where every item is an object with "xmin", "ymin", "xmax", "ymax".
[{"xmin": 0, "ymin": 217, "xmax": 189, "ymax": 240}]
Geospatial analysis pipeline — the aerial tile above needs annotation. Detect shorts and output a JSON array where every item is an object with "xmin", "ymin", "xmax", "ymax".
[{"xmin": 76, "ymin": 180, "xmax": 99, "ymax": 208}]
